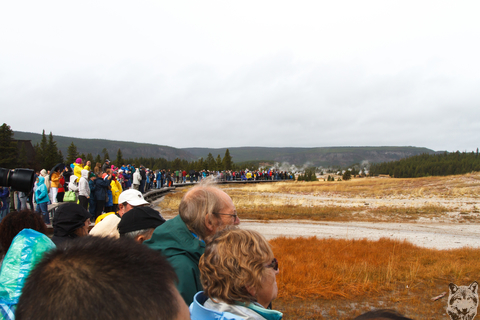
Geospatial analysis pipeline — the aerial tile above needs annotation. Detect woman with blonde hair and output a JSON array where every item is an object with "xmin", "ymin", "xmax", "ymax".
[{"xmin": 190, "ymin": 227, "xmax": 282, "ymax": 320}]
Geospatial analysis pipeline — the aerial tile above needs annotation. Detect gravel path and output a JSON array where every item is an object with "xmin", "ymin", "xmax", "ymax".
[{"xmin": 241, "ymin": 219, "xmax": 480, "ymax": 250}]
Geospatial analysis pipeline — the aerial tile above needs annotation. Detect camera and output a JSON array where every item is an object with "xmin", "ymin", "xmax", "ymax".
[{"xmin": 0, "ymin": 168, "xmax": 35, "ymax": 193}]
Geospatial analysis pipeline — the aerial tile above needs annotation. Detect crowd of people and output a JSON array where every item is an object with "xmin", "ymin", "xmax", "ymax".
[
  {"xmin": 1, "ymin": 158, "xmax": 293, "ymax": 225},
  {"xmin": 0, "ymin": 160, "xmax": 412, "ymax": 320}
]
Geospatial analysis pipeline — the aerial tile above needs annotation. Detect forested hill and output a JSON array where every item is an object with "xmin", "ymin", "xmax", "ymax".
[
  {"xmin": 370, "ymin": 151, "xmax": 480, "ymax": 178},
  {"xmin": 13, "ymin": 131, "xmax": 434, "ymax": 167},
  {"xmin": 13, "ymin": 131, "xmax": 194, "ymax": 161},
  {"xmin": 183, "ymin": 146, "xmax": 435, "ymax": 167}
]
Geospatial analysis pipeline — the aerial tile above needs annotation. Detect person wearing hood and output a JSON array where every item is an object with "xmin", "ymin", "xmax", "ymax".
[
  {"xmin": 78, "ymin": 169, "xmax": 90, "ymax": 211},
  {"xmin": 35, "ymin": 176, "xmax": 50, "ymax": 224},
  {"xmin": 73, "ymin": 158, "xmax": 84, "ymax": 182},
  {"xmin": 51, "ymin": 202, "xmax": 91, "ymax": 247},
  {"xmin": 132, "ymin": 168, "xmax": 141, "ymax": 191},
  {"xmin": 68, "ymin": 174, "xmax": 79, "ymax": 200}
]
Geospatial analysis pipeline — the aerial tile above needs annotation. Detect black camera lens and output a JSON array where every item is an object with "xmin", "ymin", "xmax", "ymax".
[{"xmin": 0, "ymin": 168, "xmax": 35, "ymax": 193}]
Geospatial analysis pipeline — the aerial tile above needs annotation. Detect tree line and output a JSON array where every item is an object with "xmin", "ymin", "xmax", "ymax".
[
  {"xmin": 369, "ymin": 150, "xmax": 480, "ymax": 178},
  {"xmin": 0, "ymin": 123, "xmax": 238, "ymax": 172}
]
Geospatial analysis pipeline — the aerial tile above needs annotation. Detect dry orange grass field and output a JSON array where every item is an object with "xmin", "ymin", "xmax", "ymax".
[
  {"xmin": 271, "ymin": 236, "xmax": 480, "ymax": 319},
  {"xmin": 157, "ymin": 173, "xmax": 480, "ymax": 319}
]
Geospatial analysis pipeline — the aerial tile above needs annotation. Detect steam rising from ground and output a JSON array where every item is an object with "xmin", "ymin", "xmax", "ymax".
[{"xmin": 258, "ymin": 160, "xmax": 372, "ymax": 174}]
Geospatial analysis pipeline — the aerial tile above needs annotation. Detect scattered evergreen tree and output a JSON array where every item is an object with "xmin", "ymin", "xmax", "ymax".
[
  {"xmin": 116, "ymin": 149, "xmax": 124, "ymax": 167},
  {"xmin": 102, "ymin": 148, "xmax": 110, "ymax": 162},
  {"xmin": 342, "ymin": 170, "xmax": 352, "ymax": 181},
  {"xmin": 0, "ymin": 123, "xmax": 17, "ymax": 169},
  {"xmin": 196, "ymin": 158, "xmax": 205, "ymax": 171},
  {"xmin": 94, "ymin": 154, "xmax": 102, "ymax": 166},
  {"xmin": 297, "ymin": 168, "xmax": 317, "ymax": 181},
  {"xmin": 18, "ymin": 144, "xmax": 28, "ymax": 168},
  {"xmin": 172, "ymin": 158, "xmax": 181, "ymax": 170},
  {"xmin": 205, "ymin": 153, "xmax": 215, "ymax": 171},
  {"xmin": 36, "ymin": 130, "xmax": 48, "ymax": 168},
  {"xmin": 216, "ymin": 154, "xmax": 223, "ymax": 171},
  {"xmin": 223, "ymin": 149, "xmax": 233, "ymax": 170},
  {"xmin": 66, "ymin": 142, "xmax": 79, "ymax": 165},
  {"xmin": 44, "ymin": 132, "xmax": 60, "ymax": 169},
  {"xmin": 57, "ymin": 150, "xmax": 64, "ymax": 164}
]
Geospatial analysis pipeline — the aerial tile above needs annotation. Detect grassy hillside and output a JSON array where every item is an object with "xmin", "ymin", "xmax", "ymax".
[{"xmin": 14, "ymin": 131, "xmax": 435, "ymax": 167}]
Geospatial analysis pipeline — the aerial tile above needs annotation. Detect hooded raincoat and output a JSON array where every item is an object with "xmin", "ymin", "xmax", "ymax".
[
  {"xmin": 78, "ymin": 169, "xmax": 90, "ymax": 197},
  {"xmin": 34, "ymin": 177, "xmax": 49, "ymax": 204}
]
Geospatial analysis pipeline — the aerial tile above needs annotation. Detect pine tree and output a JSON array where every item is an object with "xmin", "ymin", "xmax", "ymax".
[
  {"xmin": 18, "ymin": 143, "xmax": 28, "ymax": 168},
  {"xmin": 342, "ymin": 170, "xmax": 352, "ymax": 181},
  {"xmin": 57, "ymin": 150, "xmax": 64, "ymax": 164},
  {"xmin": 44, "ymin": 132, "xmax": 59, "ymax": 169},
  {"xmin": 102, "ymin": 148, "xmax": 110, "ymax": 162},
  {"xmin": 216, "ymin": 154, "xmax": 223, "ymax": 171},
  {"xmin": 94, "ymin": 154, "xmax": 102, "ymax": 166},
  {"xmin": 36, "ymin": 130, "xmax": 48, "ymax": 168},
  {"xmin": 223, "ymin": 149, "xmax": 233, "ymax": 170},
  {"xmin": 116, "ymin": 149, "xmax": 124, "ymax": 167},
  {"xmin": 196, "ymin": 158, "xmax": 204, "ymax": 171},
  {"xmin": 66, "ymin": 142, "xmax": 79, "ymax": 165},
  {"xmin": 205, "ymin": 153, "xmax": 215, "ymax": 171},
  {"xmin": 0, "ymin": 123, "xmax": 17, "ymax": 169},
  {"xmin": 172, "ymin": 158, "xmax": 181, "ymax": 170}
]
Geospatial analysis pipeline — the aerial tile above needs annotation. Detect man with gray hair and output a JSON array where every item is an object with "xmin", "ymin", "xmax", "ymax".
[{"xmin": 145, "ymin": 180, "xmax": 240, "ymax": 305}]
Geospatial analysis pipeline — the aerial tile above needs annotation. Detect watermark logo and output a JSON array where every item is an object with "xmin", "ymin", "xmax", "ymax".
[{"xmin": 447, "ymin": 281, "xmax": 478, "ymax": 320}]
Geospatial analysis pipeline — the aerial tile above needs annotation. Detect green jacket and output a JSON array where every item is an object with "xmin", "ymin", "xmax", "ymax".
[{"xmin": 144, "ymin": 215, "xmax": 205, "ymax": 305}]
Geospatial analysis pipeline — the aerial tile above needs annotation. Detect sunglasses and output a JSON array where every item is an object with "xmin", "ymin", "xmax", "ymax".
[{"xmin": 266, "ymin": 258, "xmax": 278, "ymax": 271}]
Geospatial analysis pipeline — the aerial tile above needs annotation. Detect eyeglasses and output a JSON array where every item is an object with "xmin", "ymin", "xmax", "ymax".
[
  {"xmin": 266, "ymin": 258, "xmax": 278, "ymax": 271},
  {"xmin": 213, "ymin": 210, "xmax": 238, "ymax": 221}
]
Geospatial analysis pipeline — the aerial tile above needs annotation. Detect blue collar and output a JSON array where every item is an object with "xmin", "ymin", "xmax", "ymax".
[{"xmin": 190, "ymin": 231, "xmax": 205, "ymax": 244}]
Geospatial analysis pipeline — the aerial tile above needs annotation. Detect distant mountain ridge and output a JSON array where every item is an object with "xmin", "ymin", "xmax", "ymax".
[
  {"xmin": 184, "ymin": 146, "xmax": 435, "ymax": 167},
  {"xmin": 13, "ymin": 131, "xmax": 194, "ymax": 161},
  {"xmin": 13, "ymin": 131, "xmax": 435, "ymax": 167}
]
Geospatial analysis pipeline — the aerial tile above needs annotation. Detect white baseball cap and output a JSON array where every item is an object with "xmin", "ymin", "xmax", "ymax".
[{"xmin": 118, "ymin": 189, "xmax": 149, "ymax": 206}]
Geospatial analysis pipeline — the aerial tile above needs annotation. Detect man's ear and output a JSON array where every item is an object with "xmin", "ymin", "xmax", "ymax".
[
  {"xmin": 205, "ymin": 213, "xmax": 215, "ymax": 233},
  {"xmin": 135, "ymin": 234, "xmax": 146, "ymax": 244}
]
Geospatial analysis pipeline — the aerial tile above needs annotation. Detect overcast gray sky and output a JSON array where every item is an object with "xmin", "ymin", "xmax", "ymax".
[{"xmin": 1, "ymin": 1, "xmax": 479, "ymax": 151}]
